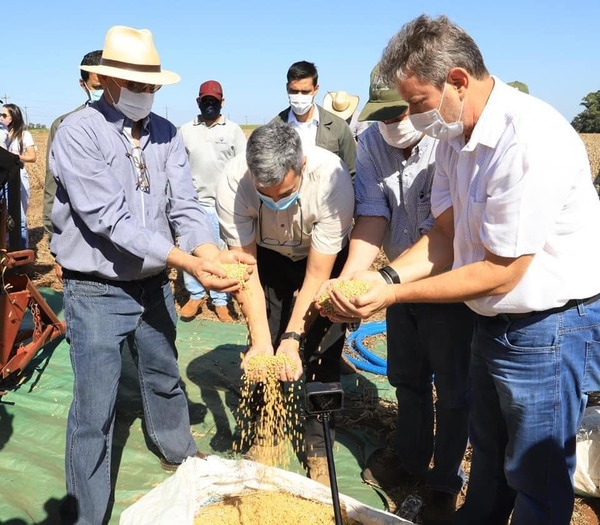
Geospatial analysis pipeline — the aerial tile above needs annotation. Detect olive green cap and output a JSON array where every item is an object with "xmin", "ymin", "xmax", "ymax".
[{"xmin": 357, "ymin": 66, "xmax": 408, "ymax": 122}]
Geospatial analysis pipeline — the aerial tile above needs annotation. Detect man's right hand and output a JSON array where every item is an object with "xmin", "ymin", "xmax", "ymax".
[
  {"xmin": 190, "ymin": 249, "xmax": 256, "ymax": 293},
  {"xmin": 55, "ymin": 263, "xmax": 63, "ymax": 283}
]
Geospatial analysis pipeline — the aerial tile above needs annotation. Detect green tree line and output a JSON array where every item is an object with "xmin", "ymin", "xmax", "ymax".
[{"xmin": 572, "ymin": 91, "xmax": 600, "ymax": 133}]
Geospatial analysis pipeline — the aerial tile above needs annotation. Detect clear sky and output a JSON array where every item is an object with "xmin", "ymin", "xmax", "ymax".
[{"xmin": 2, "ymin": 0, "xmax": 599, "ymax": 128}]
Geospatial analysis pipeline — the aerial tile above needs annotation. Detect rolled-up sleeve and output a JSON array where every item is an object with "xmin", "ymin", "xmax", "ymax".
[
  {"xmin": 355, "ymin": 138, "xmax": 391, "ymax": 220},
  {"xmin": 311, "ymin": 164, "xmax": 354, "ymax": 255},
  {"xmin": 216, "ymin": 156, "xmax": 257, "ymax": 248}
]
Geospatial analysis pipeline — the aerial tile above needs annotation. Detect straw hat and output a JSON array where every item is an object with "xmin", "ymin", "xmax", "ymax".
[
  {"xmin": 323, "ymin": 91, "xmax": 360, "ymax": 120},
  {"xmin": 81, "ymin": 25, "xmax": 180, "ymax": 85}
]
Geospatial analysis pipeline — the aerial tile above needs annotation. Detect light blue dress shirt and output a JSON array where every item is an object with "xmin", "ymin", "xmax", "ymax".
[{"xmin": 50, "ymin": 98, "xmax": 215, "ymax": 280}]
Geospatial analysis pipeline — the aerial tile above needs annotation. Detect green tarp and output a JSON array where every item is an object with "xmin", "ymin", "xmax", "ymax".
[{"xmin": 0, "ymin": 289, "xmax": 395, "ymax": 524}]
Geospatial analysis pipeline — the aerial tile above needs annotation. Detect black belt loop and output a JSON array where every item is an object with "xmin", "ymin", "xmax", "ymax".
[{"xmin": 501, "ymin": 291, "xmax": 600, "ymax": 321}]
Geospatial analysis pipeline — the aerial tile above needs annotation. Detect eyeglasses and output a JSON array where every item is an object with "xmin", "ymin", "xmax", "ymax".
[
  {"xmin": 125, "ymin": 147, "xmax": 150, "ymax": 193},
  {"xmin": 123, "ymin": 80, "xmax": 162, "ymax": 94},
  {"xmin": 258, "ymin": 200, "xmax": 304, "ymax": 247}
]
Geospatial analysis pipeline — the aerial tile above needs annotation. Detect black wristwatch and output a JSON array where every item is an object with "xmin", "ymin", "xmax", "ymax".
[
  {"xmin": 280, "ymin": 331, "xmax": 304, "ymax": 345},
  {"xmin": 378, "ymin": 265, "xmax": 401, "ymax": 284}
]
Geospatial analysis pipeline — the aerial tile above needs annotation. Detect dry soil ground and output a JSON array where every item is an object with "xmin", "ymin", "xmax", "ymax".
[{"xmin": 14, "ymin": 130, "xmax": 600, "ymax": 524}]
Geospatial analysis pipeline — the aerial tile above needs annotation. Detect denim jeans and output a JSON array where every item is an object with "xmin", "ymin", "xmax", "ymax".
[
  {"xmin": 2, "ymin": 169, "xmax": 29, "ymax": 249},
  {"xmin": 20, "ymin": 169, "xmax": 29, "ymax": 248},
  {"xmin": 386, "ymin": 302, "xmax": 475, "ymax": 494},
  {"xmin": 62, "ymin": 272, "xmax": 197, "ymax": 525},
  {"xmin": 183, "ymin": 206, "xmax": 227, "ymax": 306},
  {"xmin": 455, "ymin": 298, "xmax": 600, "ymax": 525}
]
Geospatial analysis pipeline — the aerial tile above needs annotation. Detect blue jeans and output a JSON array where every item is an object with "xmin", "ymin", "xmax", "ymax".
[
  {"xmin": 455, "ymin": 298, "xmax": 600, "ymax": 525},
  {"xmin": 19, "ymin": 169, "xmax": 30, "ymax": 248},
  {"xmin": 183, "ymin": 206, "xmax": 227, "ymax": 306},
  {"xmin": 2, "ymin": 169, "xmax": 29, "ymax": 249},
  {"xmin": 386, "ymin": 302, "xmax": 475, "ymax": 494},
  {"xmin": 62, "ymin": 272, "xmax": 197, "ymax": 525}
]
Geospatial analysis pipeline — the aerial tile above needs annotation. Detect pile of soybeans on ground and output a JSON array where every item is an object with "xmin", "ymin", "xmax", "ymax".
[{"xmin": 195, "ymin": 354, "xmax": 364, "ymax": 524}]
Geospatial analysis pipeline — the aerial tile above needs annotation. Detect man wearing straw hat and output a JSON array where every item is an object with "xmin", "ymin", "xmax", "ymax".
[
  {"xmin": 323, "ymin": 90, "xmax": 369, "ymax": 140},
  {"xmin": 50, "ymin": 25, "xmax": 254, "ymax": 525}
]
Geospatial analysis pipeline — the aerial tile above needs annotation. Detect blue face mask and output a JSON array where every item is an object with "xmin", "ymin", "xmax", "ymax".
[
  {"xmin": 257, "ymin": 189, "xmax": 300, "ymax": 211},
  {"xmin": 89, "ymin": 89, "xmax": 103, "ymax": 103}
]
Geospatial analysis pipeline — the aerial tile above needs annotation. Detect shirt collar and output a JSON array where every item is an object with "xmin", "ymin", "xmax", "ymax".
[
  {"xmin": 193, "ymin": 114, "xmax": 225, "ymax": 127},
  {"xmin": 288, "ymin": 104, "xmax": 319, "ymax": 126},
  {"xmin": 459, "ymin": 76, "xmax": 510, "ymax": 152}
]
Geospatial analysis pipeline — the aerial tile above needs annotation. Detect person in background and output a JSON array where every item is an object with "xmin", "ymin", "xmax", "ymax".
[
  {"xmin": 50, "ymin": 25, "xmax": 254, "ymax": 525},
  {"xmin": 0, "ymin": 99, "xmax": 7, "ymax": 148},
  {"xmin": 43, "ymin": 50, "xmax": 103, "ymax": 239},
  {"xmin": 319, "ymin": 14, "xmax": 600, "ymax": 525},
  {"xmin": 336, "ymin": 70, "xmax": 475, "ymax": 523},
  {"xmin": 271, "ymin": 60, "xmax": 356, "ymax": 177},
  {"xmin": 216, "ymin": 121, "xmax": 354, "ymax": 486},
  {"xmin": 322, "ymin": 90, "xmax": 368, "ymax": 140},
  {"xmin": 1, "ymin": 103, "xmax": 36, "ymax": 249},
  {"xmin": 178, "ymin": 80, "xmax": 247, "ymax": 322}
]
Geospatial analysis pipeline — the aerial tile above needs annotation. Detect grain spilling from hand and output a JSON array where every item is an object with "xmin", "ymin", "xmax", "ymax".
[{"xmin": 234, "ymin": 354, "xmax": 301, "ymax": 468}]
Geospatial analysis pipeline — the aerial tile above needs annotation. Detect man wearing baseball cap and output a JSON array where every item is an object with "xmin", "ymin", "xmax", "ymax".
[
  {"xmin": 324, "ymin": 65, "xmax": 474, "ymax": 522},
  {"xmin": 179, "ymin": 80, "xmax": 246, "ymax": 323},
  {"xmin": 50, "ymin": 25, "xmax": 254, "ymax": 524}
]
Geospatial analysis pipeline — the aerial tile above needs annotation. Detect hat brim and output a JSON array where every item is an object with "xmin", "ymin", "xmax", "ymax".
[
  {"xmin": 358, "ymin": 101, "xmax": 408, "ymax": 122},
  {"xmin": 323, "ymin": 95, "xmax": 360, "ymax": 121},
  {"xmin": 81, "ymin": 64, "xmax": 180, "ymax": 85}
]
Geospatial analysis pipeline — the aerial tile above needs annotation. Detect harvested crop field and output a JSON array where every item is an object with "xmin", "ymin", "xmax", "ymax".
[{"xmin": 12, "ymin": 130, "xmax": 600, "ymax": 524}]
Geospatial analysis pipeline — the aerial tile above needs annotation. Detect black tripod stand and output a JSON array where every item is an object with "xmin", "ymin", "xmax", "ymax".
[{"xmin": 305, "ymin": 381, "xmax": 345, "ymax": 525}]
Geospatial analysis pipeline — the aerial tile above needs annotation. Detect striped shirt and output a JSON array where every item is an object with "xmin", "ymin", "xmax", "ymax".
[{"xmin": 355, "ymin": 125, "xmax": 437, "ymax": 261}]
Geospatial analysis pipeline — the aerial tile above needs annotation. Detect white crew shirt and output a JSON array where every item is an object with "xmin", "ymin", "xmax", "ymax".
[
  {"xmin": 216, "ymin": 145, "xmax": 354, "ymax": 261},
  {"xmin": 431, "ymin": 77, "xmax": 600, "ymax": 316}
]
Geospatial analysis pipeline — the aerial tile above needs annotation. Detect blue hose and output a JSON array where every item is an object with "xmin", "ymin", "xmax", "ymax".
[{"xmin": 344, "ymin": 320, "xmax": 387, "ymax": 375}]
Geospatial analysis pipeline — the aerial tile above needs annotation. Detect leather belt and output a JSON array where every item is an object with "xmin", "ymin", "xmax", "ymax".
[{"xmin": 62, "ymin": 269, "xmax": 166, "ymax": 286}]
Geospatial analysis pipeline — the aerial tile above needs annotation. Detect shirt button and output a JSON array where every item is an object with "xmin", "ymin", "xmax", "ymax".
[{"xmin": 404, "ymin": 229, "xmax": 408, "ymax": 234}]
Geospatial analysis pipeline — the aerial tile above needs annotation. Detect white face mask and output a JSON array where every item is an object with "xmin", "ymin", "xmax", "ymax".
[
  {"xmin": 377, "ymin": 119, "xmax": 422, "ymax": 149},
  {"xmin": 108, "ymin": 81, "xmax": 154, "ymax": 122},
  {"xmin": 409, "ymin": 83, "xmax": 464, "ymax": 141},
  {"xmin": 288, "ymin": 93, "xmax": 314, "ymax": 116}
]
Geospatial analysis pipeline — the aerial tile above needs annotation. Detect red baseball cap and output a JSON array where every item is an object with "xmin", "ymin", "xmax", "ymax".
[{"xmin": 198, "ymin": 80, "xmax": 223, "ymax": 100}]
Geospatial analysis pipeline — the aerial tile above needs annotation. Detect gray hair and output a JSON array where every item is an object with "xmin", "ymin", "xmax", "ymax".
[
  {"xmin": 379, "ymin": 14, "xmax": 489, "ymax": 89},
  {"xmin": 246, "ymin": 122, "xmax": 304, "ymax": 187}
]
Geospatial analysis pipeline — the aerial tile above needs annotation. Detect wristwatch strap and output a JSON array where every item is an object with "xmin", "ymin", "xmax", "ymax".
[
  {"xmin": 280, "ymin": 331, "xmax": 304, "ymax": 344},
  {"xmin": 378, "ymin": 265, "xmax": 401, "ymax": 284}
]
